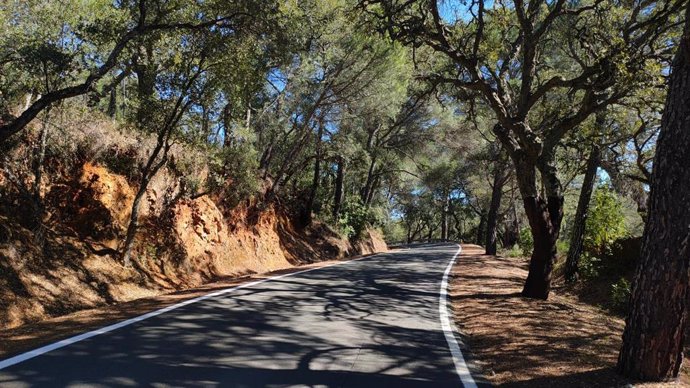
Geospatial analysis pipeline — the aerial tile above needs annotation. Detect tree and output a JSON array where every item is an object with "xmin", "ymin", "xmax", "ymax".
[
  {"xmin": 484, "ymin": 143, "xmax": 510, "ymax": 255},
  {"xmin": 361, "ymin": 0, "xmax": 684, "ymax": 299},
  {"xmin": 121, "ymin": 42, "xmax": 210, "ymax": 266},
  {"xmin": 0, "ymin": 0, "xmax": 279, "ymax": 144},
  {"xmin": 564, "ymin": 113, "xmax": 605, "ymax": 282},
  {"xmin": 617, "ymin": 2, "xmax": 690, "ymax": 380}
]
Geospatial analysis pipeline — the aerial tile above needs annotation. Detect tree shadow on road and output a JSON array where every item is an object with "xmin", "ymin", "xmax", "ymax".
[{"xmin": 0, "ymin": 245, "xmax": 475, "ymax": 388}]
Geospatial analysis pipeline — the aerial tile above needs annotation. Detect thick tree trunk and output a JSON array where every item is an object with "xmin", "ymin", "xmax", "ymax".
[
  {"xmin": 564, "ymin": 143, "xmax": 600, "ymax": 282},
  {"xmin": 365, "ymin": 174, "xmax": 379, "ymax": 206},
  {"xmin": 617, "ymin": 8, "xmax": 690, "ymax": 380},
  {"xmin": 521, "ymin": 195, "xmax": 560, "ymax": 299},
  {"xmin": 513, "ymin": 154, "xmax": 563, "ymax": 300},
  {"xmin": 485, "ymin": 167, "xmax": 505, "ymax": 255}
]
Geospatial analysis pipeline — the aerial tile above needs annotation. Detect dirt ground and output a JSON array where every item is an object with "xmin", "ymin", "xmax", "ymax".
[{"xmin": 450, "ymin": 245, "xmax": 689, "ymax": 388}]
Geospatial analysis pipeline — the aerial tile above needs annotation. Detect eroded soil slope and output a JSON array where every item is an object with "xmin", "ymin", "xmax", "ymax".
[{"xmin": 0, "ymin": 161, "xmax": 386, "ymax": 331}]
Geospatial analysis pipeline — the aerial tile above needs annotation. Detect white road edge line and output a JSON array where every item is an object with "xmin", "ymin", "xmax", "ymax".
[
  {"xmin": 0, "ymin": 254, "xmax": 375, "ymax": 371},
  {"xmin": 440, "ymin": 244, "xmax": 478, "ymax": 388}
]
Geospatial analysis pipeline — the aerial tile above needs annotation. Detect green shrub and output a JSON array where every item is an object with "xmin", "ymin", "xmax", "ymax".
[
  {"xmin": 208, "ymin": 143, "xmax": 260, "ymax": 207},
  {"xmin": 611, "ymin": 277, "xmax": 631, "ymax": 313},
  {"xmin": 503, "ymin": 244, "xmax": 524, "ymax": 258},
  {"xmin": 584, "ymin": 186, "xmax": 627, "ymax": 255},
  {"xmin": 338, "ymin": 200, "xmax": 378, "ymax": 239},
  {"xmin": 574, "ymin": 186, "xmax": 630, "ymax": 280},
  {"xmin": 518, "ymin": 228, "xmax": 533, "ymax": 257},
  {"xmin": 579, "ymin": 253, "xmax": 601, "ymax": 279},
  {"xmin": 382, "ymin": 220, "xmax": 406, "ymax": 243}
]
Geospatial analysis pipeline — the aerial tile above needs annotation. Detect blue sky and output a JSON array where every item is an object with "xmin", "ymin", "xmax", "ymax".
[{"xmin": 439, "ymin": 0, "xmax": 493, "ymax": 23}]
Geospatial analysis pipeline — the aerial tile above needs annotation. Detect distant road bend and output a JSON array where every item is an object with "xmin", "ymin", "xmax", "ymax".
[{"xmin": 0, "ymin": 243, "xmax": 481, "ymax": 387}]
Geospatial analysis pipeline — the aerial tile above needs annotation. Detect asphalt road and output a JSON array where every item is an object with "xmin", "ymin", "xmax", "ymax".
[{"xmin": 0, "ymin": 243, "xmax": 478, "ymax": 388}]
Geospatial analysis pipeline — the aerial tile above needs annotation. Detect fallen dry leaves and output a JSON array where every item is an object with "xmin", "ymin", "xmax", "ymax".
[{"xmin": 451, "ymin": 244, "xmax": 689, "ymax": 388}]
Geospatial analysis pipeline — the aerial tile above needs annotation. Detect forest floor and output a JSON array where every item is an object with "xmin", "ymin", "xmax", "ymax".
[{"xmin": 450, "ymin": 245, "xmax": 689, "ymax": 388}]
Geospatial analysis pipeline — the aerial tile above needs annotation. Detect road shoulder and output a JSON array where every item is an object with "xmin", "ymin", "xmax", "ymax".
[{"xmin": 450, "ymin": 245, "xmax": 686, "ymax": 388}]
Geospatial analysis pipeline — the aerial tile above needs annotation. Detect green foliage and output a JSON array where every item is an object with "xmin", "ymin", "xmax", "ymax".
[
  {"xmin": 578, "ymin": 253, "xmax": 602, "ymax": 279},
  {"xmin": 519, "ymin": 228, "xmax": 534, "ymax": 257},
  {"xmin": 584, "ymin": 186, "xmax": 628, "ymax": 255},
  {"xmin": 337, "ymin": 200, "xmax": 378, "ymax": 239},
  {"xmin": 611, "ymin": 277, "xmax": 632, "ymax": 313},
  {"xmin": 382, "ymin": 220, "xmax": 406, "ymax": 243},
  {"xmin": 503, "ymin": 244, "xmax": 524, "ymax": 258},
  {"xmin": 209, "ymin": 143, "xmax": 260, "ymax": 208}
]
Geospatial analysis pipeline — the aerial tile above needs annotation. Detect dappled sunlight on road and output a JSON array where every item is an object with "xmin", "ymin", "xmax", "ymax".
[{"xmin": 0, "ymin": 245, "xmax": 466, "ymax": 387}]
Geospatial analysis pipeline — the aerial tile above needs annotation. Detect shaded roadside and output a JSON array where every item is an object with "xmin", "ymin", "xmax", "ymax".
[{"xmin": 450, "ymin": 245, "xmax": 688, "ymax": 388}]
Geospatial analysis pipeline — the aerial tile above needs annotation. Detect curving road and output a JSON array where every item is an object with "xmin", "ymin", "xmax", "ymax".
[{"xmin": 0, "ymin": 243, "xmax": 480, "ymax": 388}]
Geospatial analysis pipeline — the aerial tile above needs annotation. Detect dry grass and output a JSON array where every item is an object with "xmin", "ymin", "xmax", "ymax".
[{"xmin": 451, "ymin": 245, "xmax": 689, "ymax": 388}]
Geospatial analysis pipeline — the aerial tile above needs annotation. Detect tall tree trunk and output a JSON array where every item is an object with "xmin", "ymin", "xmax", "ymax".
[
  {"xmin": 618, "ymin": 7, "xmax": 690, "ymax": 380},
  {"xmin": 485, "ymin": 166, "xmax": 506, "ymax": 255},
  {"xmin": 119, "ymin": 63, "xmax": 199, "ymax": 265},
  {"xmin": 476, "ymin": 208, "xmax": 487, "ymax": 246},
  {"xmin": 564, "ymin": 142, "xmax": 601, "ymax": 282},
  {"xmin": 332, "ymin": 157, "xmax": 345, "ymax": 220},
  {"xmin": 514, "ymin": 154, "xmax": 563, "ymax": 300},
  {"xmin": 302, "ymin": 123, "xmax": 323, "ymax": 226},
  {"xmin": 360, "ymin": 154, "xmax": 377, "ymax": 204}
]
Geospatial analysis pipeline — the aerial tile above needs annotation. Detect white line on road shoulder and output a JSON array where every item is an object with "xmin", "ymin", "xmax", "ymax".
[
  {"xmin": 0, "ymin": 255, "xmax": 373, "ymax": 371},
  {"xmin": 440, "ymin": 244, "xmax": 478, "ymax": 388}
]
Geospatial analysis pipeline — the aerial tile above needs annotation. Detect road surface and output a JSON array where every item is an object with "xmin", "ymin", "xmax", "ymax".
[{"xmin": 0, "ymin": 243, "xmax": 479, "ymax": 387}]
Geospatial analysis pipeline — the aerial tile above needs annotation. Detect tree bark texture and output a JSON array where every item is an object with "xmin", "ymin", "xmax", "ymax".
[
  {"xmin": 485, "ymin": 161, "xmax": 508, "ymax": 255},
  {"xmin": 514, "ymin": 153, "xmax": 563, "ymax": 300},
  {"xmin": 564, "ymin": 143, "xmax": 601, "ymax": 282},
  {"xmin": 618, "ymin": 6, "xmax": 690, "ymax": 380}
]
